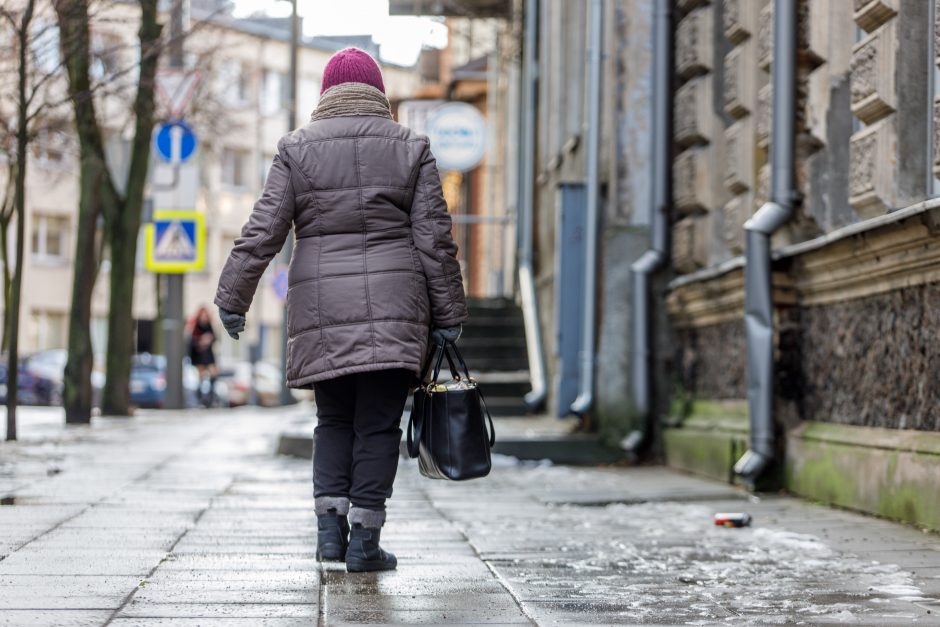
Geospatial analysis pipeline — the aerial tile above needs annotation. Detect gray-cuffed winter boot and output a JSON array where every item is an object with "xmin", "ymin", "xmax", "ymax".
[
  {"xmin": 315, "ymin": 497, "xmax": 350, "ymax": 562},
  {"xmin": 345, "ymin": 507, "xmax": 397, "ymax": 572}
]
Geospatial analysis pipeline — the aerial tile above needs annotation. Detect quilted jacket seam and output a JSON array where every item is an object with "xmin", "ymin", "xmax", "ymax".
[{"xmin": 354, "ymin": 137, "xmax": 378, "ymax": 363}]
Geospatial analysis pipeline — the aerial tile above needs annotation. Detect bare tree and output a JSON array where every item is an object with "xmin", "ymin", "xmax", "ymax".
[
  {"xmin": 98, "ymin": 0, "xmax": 161, "ymax": 416},
  {"xmin": 2, "ymin": 0, "xmax": 31, "ymax": 440},
  {"xmin": 0, "ymin": 158, "xmax": 15, "ymax": 353},
  {"xmin": 54, "ymin": 0, "xmax": 162, "ymax": 420},
  {"xmin": 0, "ymin": 0, "xmax": 69, "ymax": 439}
]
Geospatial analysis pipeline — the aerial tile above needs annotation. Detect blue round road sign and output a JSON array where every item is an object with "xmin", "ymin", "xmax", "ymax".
[{"xmin": 154, "ymin": 120, "xmax": 197, "ymax": 164}]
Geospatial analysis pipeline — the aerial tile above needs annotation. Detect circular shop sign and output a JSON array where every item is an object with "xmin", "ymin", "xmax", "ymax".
[{"xmin": 426, "ymin": 102, "xmax": 486, "ymax": 172}]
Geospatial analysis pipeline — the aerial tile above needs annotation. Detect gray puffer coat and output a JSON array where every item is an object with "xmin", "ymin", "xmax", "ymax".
[{"xmin": 214, "ymin": 115, "xmax": 468, "ymax": 387}]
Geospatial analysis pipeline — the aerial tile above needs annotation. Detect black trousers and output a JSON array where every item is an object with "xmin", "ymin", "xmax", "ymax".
[{"xmin": 312, "ymin": 368, "xmax": 413, "ymax": 511}]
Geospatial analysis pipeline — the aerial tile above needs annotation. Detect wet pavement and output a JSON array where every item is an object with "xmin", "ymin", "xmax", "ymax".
[{"xmin": 1, "ymin": 406, "xmax": 940, "ymax": 625}]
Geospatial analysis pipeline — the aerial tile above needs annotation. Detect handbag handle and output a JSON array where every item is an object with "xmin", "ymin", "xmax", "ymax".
[
  {"xmin": 444, "ymin": 340, "xmax": 496, "ymax": 449},
  {"xmin": 424, "ymin": 340, "xmax": 459, "ymax": 385},
  {"xmin": 476, "ymin": 384, "xmax": 496, "ymax": 448},
  {"xmin": 443, "ymin": 341, "xmax": 473, "ymax": 382},
  {"xmin": 406, "ymin": 392, "xmax": 430, "ymax": 458},
  {"xmin": 409, "ymin": 341, "xmax": 449, "ymax": 459}
]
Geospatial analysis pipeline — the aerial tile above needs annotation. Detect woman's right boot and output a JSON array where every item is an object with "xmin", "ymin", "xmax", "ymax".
[
  {"xmin": 315, "ymin": 497, "xmax": 350, "ymax": 562},
  {"xmin": 345, "ymin": 507, "xmax": 397, "ymax": 572}
]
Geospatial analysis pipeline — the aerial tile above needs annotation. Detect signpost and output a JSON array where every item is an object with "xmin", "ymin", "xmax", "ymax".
[
  {"xmin": 154, "ymin": 121, "xmax": 197, "ymax": 165},
  {"xmin": 152, "ymin": 0, "xmax": 196, "ymax": 410},
  {"xmin": 145, "ymin": 210, "xmax": 206, "ymax": 273},
  {"xmin": 426, "ymin": 102, "xmax": 487, "ymax": 172},
  {"xmin": 155, "ymin": 68, "xmax": 202, "ymax": 119}
]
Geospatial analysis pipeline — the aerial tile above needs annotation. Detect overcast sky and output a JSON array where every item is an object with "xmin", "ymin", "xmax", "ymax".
[{"xmin": 232, "ymin": 0, "xmax": 447, "ymax": 66}]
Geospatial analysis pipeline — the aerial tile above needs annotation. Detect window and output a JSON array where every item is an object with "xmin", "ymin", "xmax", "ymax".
[
  {"xmin": 29, "ymin": 310, "xmax": 67, "ymax": 350},
  {"xmin": 299, "ymin": 78, "xmax": 321, "ymax": 118},
  {"xmin": 30, "ymin": 20, "xmax": 60, "ymax": 75},
  {"xmin": 262, "ymin": 70, "xmax": 288, "ymax": 115},
  {"xmin": 33, "ymin": 128, "xmax": 66, "ymax": 167},
  {"xmin": 260, "ymin": 152, "xmax": 276, "ymax": 186},
  {"xmin": 90, "ymin": 33, "xmax": 121, "ymax": 82},
  {"xmin": 219, "ymin": 60, "xmax": 249, "ymax": 107},
  {"xmin": 31, "ymin": 215, "xmax": 68, "ymax": 262},
  {"xmin": 221, "ymin": 148, "xmax": 249, "ymax": 189}
]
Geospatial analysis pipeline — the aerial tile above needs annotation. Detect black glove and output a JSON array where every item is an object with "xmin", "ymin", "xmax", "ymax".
[
  {"xmin": 430, "ymin": 325, "xmax": 462, "ymax": 345},
  {"xmin": 218, "ymin": 307, "xmax": 246, "ymax": 340}
]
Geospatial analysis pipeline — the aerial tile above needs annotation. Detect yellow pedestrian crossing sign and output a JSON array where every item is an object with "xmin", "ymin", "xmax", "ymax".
[{"xmin": 145, "ymin": 210, "xmax": 206, "ymax": 273}]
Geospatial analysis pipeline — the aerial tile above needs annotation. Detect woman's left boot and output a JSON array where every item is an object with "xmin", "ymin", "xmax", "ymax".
[
  {"xmin": 345, "ymin": 507, "xmax": 397, "ymax": 572},
  {"xmin": 315, "ymin": 497, "xmax": 350, "ymax": 561}
]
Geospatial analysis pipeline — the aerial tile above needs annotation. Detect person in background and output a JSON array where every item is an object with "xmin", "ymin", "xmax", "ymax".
[
  {"xmin": 188, "ymin": 305, "xmax": 218, "ymax": 407},
  {"xmin": 214, "ymin": 47, "xmax": 468, "ymax": 572}
]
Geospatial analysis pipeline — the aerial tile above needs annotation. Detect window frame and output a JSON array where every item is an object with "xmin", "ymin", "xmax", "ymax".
[{"xmin": 30, "ymin": 214, "xmax": 69, "ymax": 265}]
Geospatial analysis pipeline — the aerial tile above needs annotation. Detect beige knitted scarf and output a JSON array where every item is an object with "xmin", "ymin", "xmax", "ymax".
[{"xmin": 310, "ymin": 82, "xmax": 392, "ymax": 122}]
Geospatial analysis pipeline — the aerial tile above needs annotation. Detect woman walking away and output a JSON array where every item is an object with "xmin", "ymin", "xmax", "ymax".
[
  {"xmin": 214, "ymin": 47, "xmax": 468, "ymax": 572},
  {"xmin": 188, "ymin": 306, "xmax": 218, "ymax": 407}
]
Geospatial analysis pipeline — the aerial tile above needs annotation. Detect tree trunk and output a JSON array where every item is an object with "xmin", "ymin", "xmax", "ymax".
[
  {"xmin": 0, "ymin": 174, "xmax": 15, "ymax": 355},
  {"xmin": 6, "ymin": 0, "xmax": 36, "ymax": 441},
  {"xmin": 99, "ymin": 0, "xmax": 161, "ymax": 416},
  {"xmin": 63, "ymin": 164, "xmax": 103, "ymax": 423},
  {"xmin": 0, "ymin": 215, "xmax": 12, "ymax": 355},
  {"xmin": 101, "ymin": 208, "xmax": 135, "ymax": 415},
  {"xmin": 56, "ymin": 0, "xmax": 115, "ymax": 424}
]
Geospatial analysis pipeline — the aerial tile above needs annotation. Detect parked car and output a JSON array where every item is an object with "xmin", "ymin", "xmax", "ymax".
[
  {"xmin": 130, "ymin": 353, "xmax": 204, "ymax": 409},
  {"xmin": 0, "ymin": 359, "xmax": 44, "ymax": 405},
  {"xmin": 18, "ymin": 349, "xmax": 105, "ymax": 407},
  {"xmin": 216, "ymin": 361, "xmax": 309, "ymax": 407}
]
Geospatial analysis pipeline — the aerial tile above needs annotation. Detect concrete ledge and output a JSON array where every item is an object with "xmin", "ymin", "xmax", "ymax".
[
  {"xmin": 492, "ymin": 434, "xmax": 628, "ymax": 466},
  {"xmin": 277, "ymin": 431, "xmax": 627, "ymax": 466},
  {"xmin": 277, "ymin": 433, "xmax": 313, "ymax": 459},
  {"xmin": 786, "ymin": 421, "xmax": 940, "ymax": 531},
  {"xmin": 662, "ymin": 403, "xmax": 749, "ymax": 483}
]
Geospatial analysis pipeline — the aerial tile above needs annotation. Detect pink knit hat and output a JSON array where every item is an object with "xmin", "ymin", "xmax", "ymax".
[{"xmin": 320, "ymin": 47, "xmax": 385, "ymax": 95}]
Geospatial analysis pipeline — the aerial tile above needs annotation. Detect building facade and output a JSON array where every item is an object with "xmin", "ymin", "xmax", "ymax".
[
  {"xmin": 507, "ymin": 0, "xmax": 940, "ymax": 528},
  {"xmin": 662, "ymin": 0, "xmax": 940, "ymax": 525}
]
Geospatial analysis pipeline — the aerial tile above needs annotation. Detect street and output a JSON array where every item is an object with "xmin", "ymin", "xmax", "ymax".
[{"xmin": 0, "ymin": 407, "xmax": 938, "ymax": 625}]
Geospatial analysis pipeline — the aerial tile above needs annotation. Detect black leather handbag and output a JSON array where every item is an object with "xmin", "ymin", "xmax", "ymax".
[{"xmin": 406, "ymin": 340, "xmax": 496, "ymax": 481}]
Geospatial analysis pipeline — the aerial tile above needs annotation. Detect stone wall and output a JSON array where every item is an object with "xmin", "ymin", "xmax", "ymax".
[
  {"xmin": 800, "ymin": 284, "xmax": 940, "ymax": 431},
  {"xmin": 674, "ymin": 320, "xmax": 747, "ymax": 400},
  {"xmin": 671, "ymin": 0, "xmax": 746, "ymax": 273},
  {"xmin": 670, "ymin": 0, "xmax": 932, "ymax": 258},
  {"xmin": 847, "ymin": 0, "xmax": 930, "ymax": 218}
]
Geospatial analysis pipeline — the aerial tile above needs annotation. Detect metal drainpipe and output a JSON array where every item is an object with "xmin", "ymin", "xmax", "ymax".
[
  {"xmin": 733, "ymin": 0, "xmax": 797, "ymax": 483},
  {"xmin": 518, "ymin": 0, "xmax": 548, "ymax": 410},
  {"xmin": 570, "ymin": 0, "xmax": 605, "ymax": 415},
  {"xmin": 623, "ymin": 0, "xmax": 672, "ymax": 451}
]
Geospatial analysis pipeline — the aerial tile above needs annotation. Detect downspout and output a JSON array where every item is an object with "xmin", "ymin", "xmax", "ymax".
[
  {"xmin": 570, "ymin": 0, "xmax": 606, "ymax": 415},
  {"xmin": 624, "ymin": 0, "xmax": 672, "ymax": 451},
  {"xmin": 518, "ymin": 0, "xmax": 548, "ymax": 410},
  {"xmin": 733, "ymin": 0, "xmax": 797, "ymax": 483}
]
